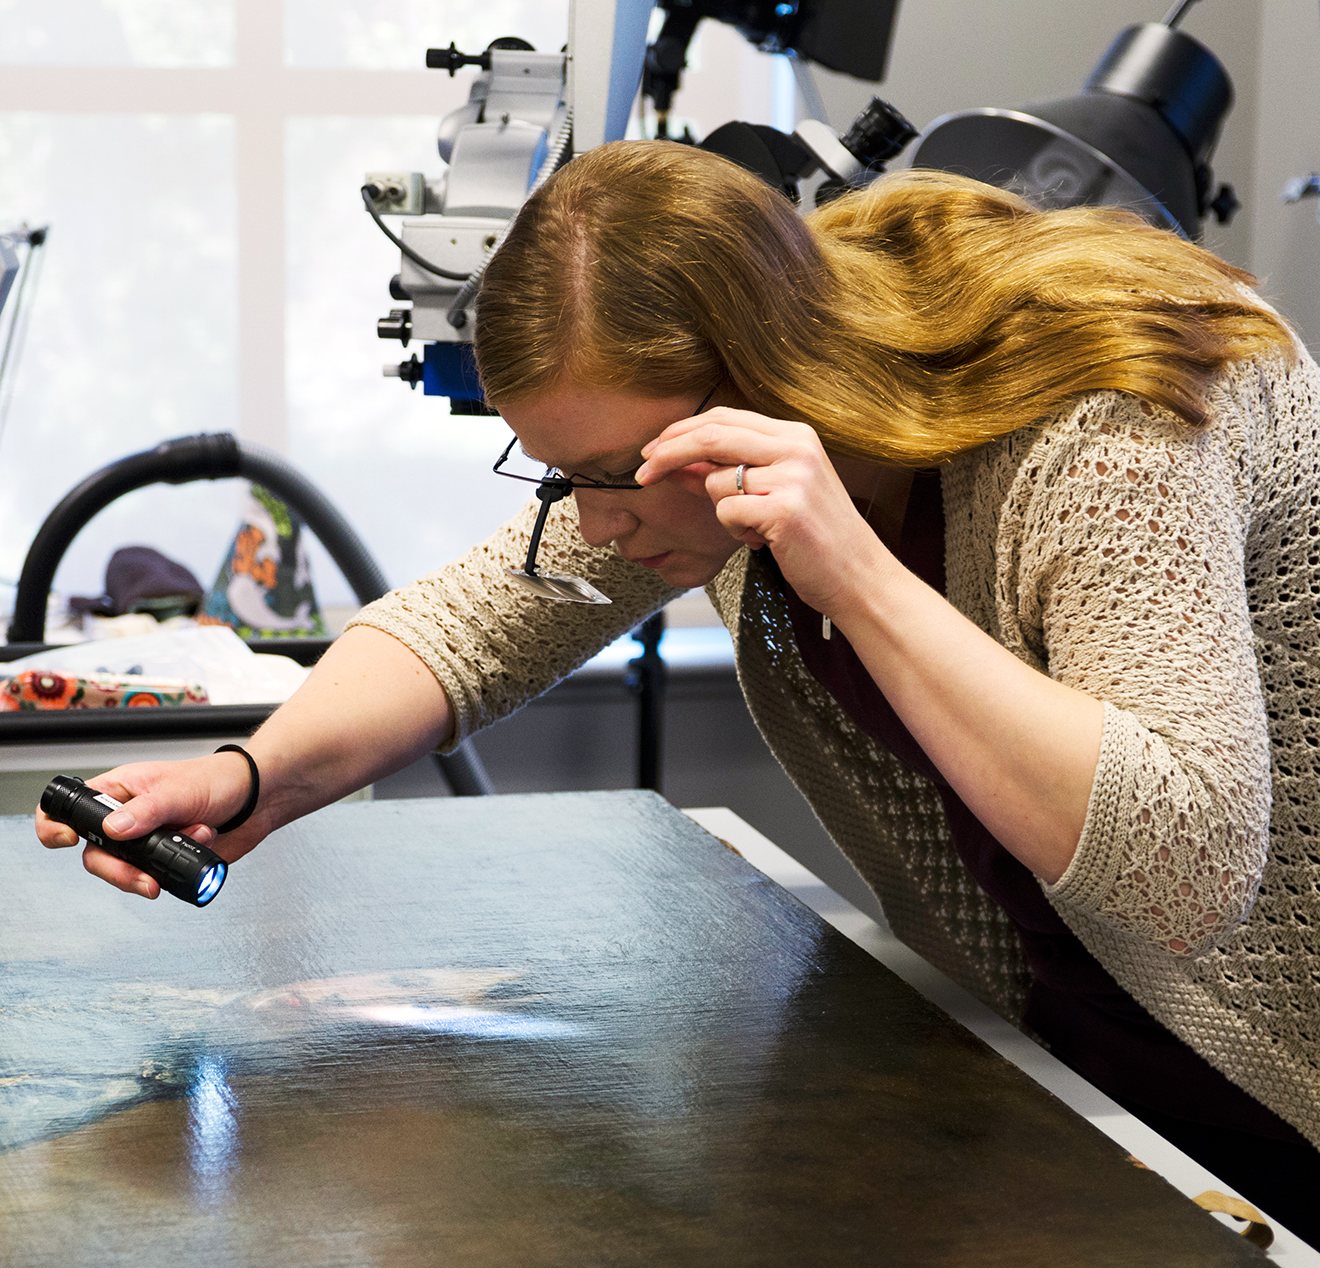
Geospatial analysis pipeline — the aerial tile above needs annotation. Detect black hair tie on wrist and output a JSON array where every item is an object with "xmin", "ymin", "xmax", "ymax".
[{"xmin": 213, "ymin": 744, "xmax": 260, "ymax": 834}]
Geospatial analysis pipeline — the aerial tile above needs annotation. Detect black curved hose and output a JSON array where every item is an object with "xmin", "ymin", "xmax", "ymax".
[
  {"xmin": 9, "ymin": 433, "xmax": 388, "ymax": 638},
  {"xmin": 10, "ymin": 433, "xmax": 246, "ymax": 641},
  {"xmin": 7, "ymin": 432, "xmax": 493, "ymax": 796}
]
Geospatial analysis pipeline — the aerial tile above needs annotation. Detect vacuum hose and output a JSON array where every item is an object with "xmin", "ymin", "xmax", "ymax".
[{"xmin": 9, "ymin": 433, "xmax": 388, "ymax": 638}]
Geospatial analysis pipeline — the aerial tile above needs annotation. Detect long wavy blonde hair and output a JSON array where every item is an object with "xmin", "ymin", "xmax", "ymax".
[{"xmin": 475, "ymin": 140, "xmax": 1294, "ymax": 464}]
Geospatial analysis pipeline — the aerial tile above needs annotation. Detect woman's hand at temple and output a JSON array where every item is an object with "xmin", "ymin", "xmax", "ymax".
[
  {"xmin": 34, "ymin": 625, "xmax": 455, "ymax": 899},
  {"xmin": 637, "ymin": 406, "xmax": 890, "ymax": 621}
]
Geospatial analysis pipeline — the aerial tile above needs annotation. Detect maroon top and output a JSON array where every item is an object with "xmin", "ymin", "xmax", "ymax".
[{"xmin": 767, "ymin": 471, "xmax": 1305, "ymax": 1143}]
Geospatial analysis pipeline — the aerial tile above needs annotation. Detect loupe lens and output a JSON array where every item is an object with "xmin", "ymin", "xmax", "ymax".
[{"xmin": 505, "ymin": 567, "xmax": 612, "ymax": 605}]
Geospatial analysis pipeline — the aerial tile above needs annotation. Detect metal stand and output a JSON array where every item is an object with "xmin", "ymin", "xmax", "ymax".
[{"xmin": 626, "ymin": 610, "xmax": 667, "ymax": 792}]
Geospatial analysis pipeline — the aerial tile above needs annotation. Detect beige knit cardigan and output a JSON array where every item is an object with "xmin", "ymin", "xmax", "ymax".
[{"xmin": 350, "ymin": 349, "xmax": 1320, "ymax": 1146}]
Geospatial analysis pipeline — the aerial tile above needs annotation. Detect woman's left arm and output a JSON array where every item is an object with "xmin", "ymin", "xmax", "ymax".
[
  {"xmin": 640, "ymin": 406, "xmax": 1102, "ymax": 882},
  {"xmin": 638, "ymin": 400, "xmax": 1270, "ymax": 954},
  {"xmin": 817, "ymin": 534, "xmax": 1106, "ymax": 889}
]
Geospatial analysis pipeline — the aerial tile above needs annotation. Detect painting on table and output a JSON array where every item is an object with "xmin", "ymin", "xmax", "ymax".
[{"xmin": 0, "ymin": 792, "xmax": 1264, "ymax": 1266}]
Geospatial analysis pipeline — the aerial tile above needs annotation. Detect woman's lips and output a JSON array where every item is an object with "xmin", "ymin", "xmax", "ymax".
[{"xmin": 628, "ymin": 551, "xmax": 672, "ymax": 569}]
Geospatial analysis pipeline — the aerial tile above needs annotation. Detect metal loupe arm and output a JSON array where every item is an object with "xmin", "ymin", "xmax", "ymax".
[{"xmin": 523, "ymin": 478, "xmax": 572, "ymax": 575}]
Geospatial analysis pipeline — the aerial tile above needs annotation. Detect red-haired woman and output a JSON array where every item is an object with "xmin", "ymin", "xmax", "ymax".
[{"xmin": 38, "ymin": 142, "xmax": 1320, "ymax": 1240}]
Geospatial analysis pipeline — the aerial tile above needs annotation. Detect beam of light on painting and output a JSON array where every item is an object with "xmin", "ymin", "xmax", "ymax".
[
  {"xmin": 349, "ymin": 1004, "xmax": 581, "ymax": 1040},
  {"xmin": 187, "ymin": 1055, "xmax": 238, "ymax": 1190}
]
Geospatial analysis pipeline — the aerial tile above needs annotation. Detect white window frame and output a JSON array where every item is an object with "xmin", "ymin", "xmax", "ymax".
[{"xmin": 0, "ymin": 0, "xmax": 474, "ymax": 454}]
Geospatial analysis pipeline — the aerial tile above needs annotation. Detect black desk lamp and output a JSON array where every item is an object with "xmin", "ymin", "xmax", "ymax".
[{"xmin": 909, "ymin": 0, "xmax": 1238, "ymax": 238}]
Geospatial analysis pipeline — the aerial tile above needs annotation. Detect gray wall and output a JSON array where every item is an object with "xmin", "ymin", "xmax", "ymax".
[{"xmin": 1252, "ymin": 0, "xmax": 1320, "ymax": 345}]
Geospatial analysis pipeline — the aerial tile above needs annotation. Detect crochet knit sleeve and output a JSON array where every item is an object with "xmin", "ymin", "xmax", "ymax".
[
  {"xmin": 343, "ymin": 495, "xmax": 679, "ymax": 749},
  {"xmin": 1012, "ymin": 385, "xmax": 1271, "ymax": 957}
]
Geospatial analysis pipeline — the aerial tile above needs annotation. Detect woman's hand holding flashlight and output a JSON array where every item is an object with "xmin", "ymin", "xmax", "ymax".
[
  {"xmin": 35, "ymin": 750, "xmax": 264, "ymax": 899},
  {"xmin": 34, "ymin": 625, "xmax": 459, "ymax": 901}
]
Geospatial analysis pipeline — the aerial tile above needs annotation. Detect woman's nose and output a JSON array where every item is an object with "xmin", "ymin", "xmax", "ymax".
[{"xmin": 574, "ymin": 490, "xmax": 639, "ymax": 547}]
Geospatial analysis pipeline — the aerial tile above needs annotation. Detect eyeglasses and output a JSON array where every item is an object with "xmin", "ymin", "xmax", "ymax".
[{"xmin": 494, "ymin": 387, "xmax": 717, "ymax": 605}]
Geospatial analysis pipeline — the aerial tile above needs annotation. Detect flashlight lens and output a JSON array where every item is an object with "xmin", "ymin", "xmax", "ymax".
[{"xmin": 196, "ymin": 863, "xmax": 226, "ymax": 906}]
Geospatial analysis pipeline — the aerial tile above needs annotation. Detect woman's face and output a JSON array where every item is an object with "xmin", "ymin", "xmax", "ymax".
[{"xmin": 498, "ymin": 383, "xmax": 742, "ymax": 590}]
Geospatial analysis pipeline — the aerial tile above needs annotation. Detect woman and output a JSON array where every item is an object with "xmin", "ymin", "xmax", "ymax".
[{"xmin": 37, "ymin": 142, "xmax": 1320, "ymax": 1237}]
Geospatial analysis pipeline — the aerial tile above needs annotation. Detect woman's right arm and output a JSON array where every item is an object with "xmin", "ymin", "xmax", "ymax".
[
  {"xmin": 36, "ymin": 494, "xmax": 681, "ymax": 898},
  {"xmin": 34, "ymin": 625, "xmax": 454, "ymax": 898}
]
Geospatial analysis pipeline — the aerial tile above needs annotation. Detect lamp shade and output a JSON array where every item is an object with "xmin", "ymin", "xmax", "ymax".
[{"xmin": 908, "ymin": 22, "xmax": 1233, "ymax": 239}]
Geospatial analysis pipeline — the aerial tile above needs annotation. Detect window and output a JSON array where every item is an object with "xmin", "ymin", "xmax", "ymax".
[{"xmin": 0, "ymin": 0, "xmax": 780, "ymax": 614}]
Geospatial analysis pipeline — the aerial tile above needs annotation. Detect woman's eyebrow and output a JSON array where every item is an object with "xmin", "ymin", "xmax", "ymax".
[{"xmin": 521, "ymin": 441, "xmax": 641, "ymax": 471}]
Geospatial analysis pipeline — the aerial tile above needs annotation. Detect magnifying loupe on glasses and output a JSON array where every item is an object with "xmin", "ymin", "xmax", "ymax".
[
  {"xmin": 493, "ymin": 444, "xmax": 617, "ymax": 604},
  {"xmin": 507, "ymin": 477, "xmax": 613, "ymax": 605}
]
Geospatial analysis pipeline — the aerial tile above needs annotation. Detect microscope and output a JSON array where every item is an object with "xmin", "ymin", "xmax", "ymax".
[{"xmin": 363, "ymin": 0, "xmax": 909, "ymax": 415}]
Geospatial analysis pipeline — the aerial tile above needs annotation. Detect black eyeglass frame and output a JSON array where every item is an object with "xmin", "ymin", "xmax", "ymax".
[{"xmin": 494, "ymin": 386, "xmax": 718, "ymax": 579}]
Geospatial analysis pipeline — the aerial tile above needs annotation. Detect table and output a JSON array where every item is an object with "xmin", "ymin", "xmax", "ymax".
[{"xmin": 0, "ymin": 792, "xmax": 1267, "ymax": 1266}]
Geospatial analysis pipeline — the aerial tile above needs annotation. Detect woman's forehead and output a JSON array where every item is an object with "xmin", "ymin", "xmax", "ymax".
[{"xmin": 503, "ymin": 387, "xmax": 698, "ymax": 466}]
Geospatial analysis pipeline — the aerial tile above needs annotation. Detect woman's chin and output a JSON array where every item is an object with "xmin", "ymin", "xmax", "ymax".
[
  {"xmin": 619, "ymin": 541, "xmax": 738, "ymax": 589},
  {"xmin": 654, "ymin": 555, "xmax": 725, "ymax": 590}
]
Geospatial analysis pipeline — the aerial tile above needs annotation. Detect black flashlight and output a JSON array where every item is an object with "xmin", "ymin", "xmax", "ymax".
[{"xmin": 41, "ymin": 775, "xmax": 227, "ymax": 907}]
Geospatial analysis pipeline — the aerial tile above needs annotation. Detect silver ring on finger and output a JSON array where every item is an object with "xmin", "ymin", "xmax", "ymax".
[{"xmin": 734, "ymin": 463, "xmax": 751, "ymax": 495}]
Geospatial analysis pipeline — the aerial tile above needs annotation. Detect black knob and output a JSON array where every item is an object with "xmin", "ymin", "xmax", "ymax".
[
  {"xmin": 426, "ymin": 42, "xmax": 491, "ymax": 75},
  {"xmin": 389, "ymin": 274, "xmax": 411, "ymax": 301},
  {"xmin": 648, "ymin": 36, "xmax": 689, "ymax": 76},
  {"xmin": 1209, "ymin": 183, "xmax": 1240, "ymax": 225},
  {"xmin": 840, "ymin": 98, "xmax": 918, "ymax": 171},
  {"xmin": 397, "ymin": 353, "xmax": 423, "ymax": 389},
  {"xmin": 377, "ymin": 308, "xmax": 412, "ymax": 345}
]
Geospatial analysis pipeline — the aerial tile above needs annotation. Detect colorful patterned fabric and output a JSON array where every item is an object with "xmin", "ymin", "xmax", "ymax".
[
  {"xmin": 201, "ymin": 486, "xmax": 326, "ymax": 639},
  {"xmin": 0, "ymin": 670, "xmax": 209, "ymax": 711}
]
